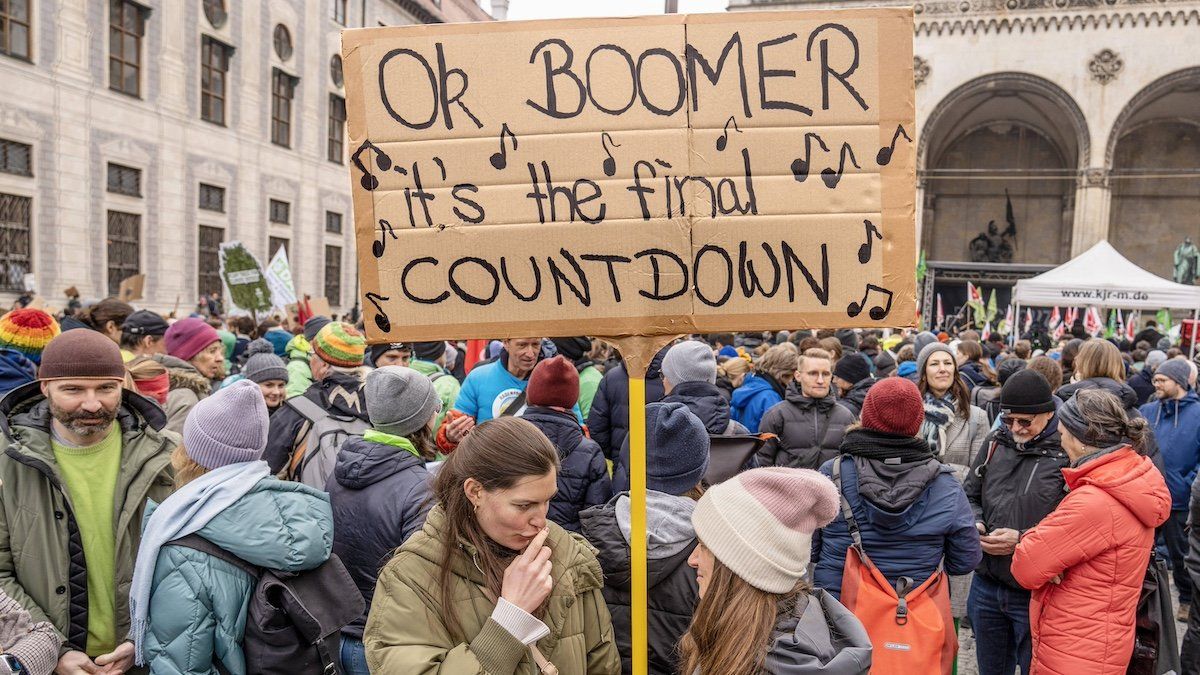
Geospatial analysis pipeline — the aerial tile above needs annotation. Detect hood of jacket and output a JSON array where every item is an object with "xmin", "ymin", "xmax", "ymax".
[
  {"xmin": 783, "ymin": 383, "xmax": 837, "ymax": 412},
  {"xmin": 578, "ymin": 491, "xmax": 696, "ymax": 587},
  {"xmin": 1064, "ymin": 446, "xmax": 1171, "ymax": 529},
  {"xmin": 521, "ymin": 405, "xmax": 585, "ymax": 455},
  {"xmin": 765, "ymin": 589, "xmax": 873, "ymax": 674},
  {"xmin": 334, "ymin": 434, "xmax": 427, "ymax": 490},
  {"xmin": 151, "ymin": 353, "xmax": 211, "ymax": 398},
  {"xmin": 0, "ymin": 348, "xmax": 35, "ymax": 395},
  {"xmin": 897, "ymin": 361, "xmax": 918, "ymax": 379},
  {"xmin": 285, "ymin": 334, "xmax": 311, "ymax": 359},
  {"xmin": 842, "ymin": 378, "xmax": 873, "ymax": 405},
  {"xmin": 1057, "ymin": 377, "xmax": 1138, "ymax": 411},
  {"xmin": 662, "ymin": 381, "xmax": 733, "ymax": 435},
  {"xmin": 312, "ymin": 370, "xmax": 369, "ymax": 420},
  {"xmin": 151, "ymin": 478, "xmax": 334, "ymax": 570},
  {"xmin": 408, "ymin": 358, "xmax": 447, "ymax": 379},
  {"xmin": 732, "ymin": 374, "xmax": 776, "ymax": 407},
  {"xmin": 1146, "ymin": 390, "xmax": 1200, "ymax": 424},
  {"xmin": 854, "ymin": 456, "xmax": 946, "ymax": 515}
]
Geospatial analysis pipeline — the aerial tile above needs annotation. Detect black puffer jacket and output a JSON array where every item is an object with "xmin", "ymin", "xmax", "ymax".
[
  {"xmin": 579, "ymin": 492, "xmax": 699, "ymax": 675},
  {"xmin": 661, "ymin": 380, "xmax": 747, "ymax": 435},
  {"xmin": 757, "ymin": 384, "xmax": 854, "ymax": 470},
  {"xmin": 326, "ymin": 434, "xmax": 433, "ymax": 638},
  {"xmin": 962, "ymin": 421, "xmax": 1069, "ymax": 589},
  {"xmin": 264, "ymin": 371, "xmax": 369, "ymax": 474},
  {"xmin": 838, "ymin": 378, "xmax": 875, "ymax": 418},
  {"xmin": 521, "ymin": 406, "xmax": 611, "ymax": 532},
  {"xmin": 588, "ymin": 348, "xmax": 667, "ymax": 460}
]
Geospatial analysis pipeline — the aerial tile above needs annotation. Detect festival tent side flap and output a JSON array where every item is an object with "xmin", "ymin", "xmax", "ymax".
[{"xmin": 1012, "ymin": 240, "xmax": 1200, "ymax": 310}]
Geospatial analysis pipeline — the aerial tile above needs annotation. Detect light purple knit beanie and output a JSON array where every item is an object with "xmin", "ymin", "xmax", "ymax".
[
  {"xmin": 691, "ymin": 467, "xmax": 840, "ymax": 593},
  {"xmin": 182, "ymin": 379, "xmax": 269, "ymax": 469}
]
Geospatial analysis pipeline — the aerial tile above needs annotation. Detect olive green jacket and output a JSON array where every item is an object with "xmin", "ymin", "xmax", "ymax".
[
  {"xmin": 364, "ymin": 506, "xmax": 621, "ymax": 675},
  {"xmin": 0, "ymin": 382, "xmax": 176, "ymax": 655}
]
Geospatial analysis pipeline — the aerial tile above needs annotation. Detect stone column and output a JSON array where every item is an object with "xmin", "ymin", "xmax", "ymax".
[{"xmin": 1071, "ymin": 168, "xmax": 1111, "ymax": 255}]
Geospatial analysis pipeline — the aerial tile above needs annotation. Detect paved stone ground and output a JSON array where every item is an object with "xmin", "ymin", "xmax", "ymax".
[{"xmin": 956, "ymin": 579, "xmax": 1188, "ymax": 674}]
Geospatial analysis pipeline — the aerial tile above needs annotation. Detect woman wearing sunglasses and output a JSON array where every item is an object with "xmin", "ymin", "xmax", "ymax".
[{"xmin": 963, "ymin": 369, "xmax": 1067, "ymax": 675}]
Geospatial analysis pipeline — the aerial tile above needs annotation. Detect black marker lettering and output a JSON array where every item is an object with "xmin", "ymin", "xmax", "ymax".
[
  {"xmin": 401, "ymin": 257, "xmax": 450, "ymax": 304},
  {"xmin": 757, "ymin": 34, "xmax": 812, "ymax": 116},
  {"xmin": 806, "ymin": 24, "xmax": 868, "ymax": 111},
  {"xmin": 448, "ymin": 257, "xmax": 500, "ymax": 305},
  {"xmin": 686, "ymin": 33, "xmax": 752, "ymax": 118},
  {"xmin": 694, "ymin": 244, "xmax": 734, "ymax": 307}
]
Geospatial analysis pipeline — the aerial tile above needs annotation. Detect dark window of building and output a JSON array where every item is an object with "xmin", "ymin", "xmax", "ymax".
[
  {"xmin": 109, "ymin": 0, "xmax": 145, "ymax": 97},
  {"xmin": 201, "ymin": 37, "xmax": 232, "ymax": 125},
  {"xmin": 330, "ymin": 54, "xmax": 343, "ymax": 87},
  {"xmin": 271, "ymin": 68, "xmax": 297, "ymax": 147},
  {"xmin": 199, "ymin": 183, "xmax": 225, "ymax": 212},
  {"xmin": 273, "ymin": 24, "xmax": 292, "ymax": 60},
  {"xmin": 198, "ymin": 225, "xmax": 223, "ymax": 297},
  {"xmin": 203, "ymin": 0, "xmax": 227, "ymax": 28},
  {"xmin": 327, "ymin": 94, "xmax": 346, "ymax": 163},
  {"xmin": 325, "ymin": 245, "xmax": 342, "ymax": 306},
  {"xmin": 106, "ymin": 163, "xmax": 141, "ymax": 197},
  {"xmin": 0, "ymin": 193, "xmax": 32, "ymax": 292},
  {"xmin": 325, "ymin": 211, "xmax": 342, "ymax": 234},
  {"xmin": 333, "ymin": 0, "xmax": 347, "ymax": 25},
  {"xmin": 0, "ymin": 0, "xmax": 32, "ymax": 60},
  {"xmin": 269, "ymin": 236, "xmax": 289, "ymax": 261},
  {"xmin": 106, "ymin": 210, "xmax": 140, "ymax": 296},
  {"xmin": 0, "ymin": 139, "xmax": 32, "ymax": 177},
  {"xmin": 269, "ymin": 199, "xmax": 289, "ymax": 224}
]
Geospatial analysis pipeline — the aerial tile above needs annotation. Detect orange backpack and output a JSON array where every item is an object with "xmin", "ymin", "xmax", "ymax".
[{"xmin": 831, "ymin": 456, "xmax": 957, "ymax": 675}]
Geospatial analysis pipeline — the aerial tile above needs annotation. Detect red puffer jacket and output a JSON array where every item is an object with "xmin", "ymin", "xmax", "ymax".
[{"xmin": 1011, "ymin": 446, "xmax": 1170, "ymax": 675}]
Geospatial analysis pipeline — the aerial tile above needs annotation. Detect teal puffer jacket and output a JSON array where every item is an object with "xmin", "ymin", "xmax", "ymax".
[{"xmin": 142, "ymin": 479, "xmax": 334, "ymax": 675}]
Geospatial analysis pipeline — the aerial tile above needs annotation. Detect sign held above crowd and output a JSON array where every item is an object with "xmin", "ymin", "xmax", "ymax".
[{"xmin": 343, "ymin": 10, "xmax": 917, "ymax": 343}]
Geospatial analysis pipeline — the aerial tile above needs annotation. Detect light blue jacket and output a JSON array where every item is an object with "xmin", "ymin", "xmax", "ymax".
[{"xmin": 142, "ymin": 479, "xmax": 334, "ymax": 675}]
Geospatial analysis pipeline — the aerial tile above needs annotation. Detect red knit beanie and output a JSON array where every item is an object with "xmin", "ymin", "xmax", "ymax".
[
  {"xmin": 526, "ymin": 356, "xmax": 579, "ymax": 409},
  {"xmin": 859, "ymin": 377, "xmax": 925, "ymax": 437}
]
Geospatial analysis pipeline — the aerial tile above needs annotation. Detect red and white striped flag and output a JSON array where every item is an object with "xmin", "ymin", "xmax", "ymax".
[
  {"xmin": 1048, "ymin": 306, "xmax": 1061, "ymax": 331},
  {"xmin": 1126, "ymin": 311, "xmax": 1138, "ymax": 342},
  {"xmin": 936, "ymin": 294, "xmax": 945, "ymax": 329},
  {"xmin": 1003, "ymin": 305, "xmax": 1014, "ymax": 333},
  {"xmin": 1084, "ymin": 307, "xmax": 1103, "ymax": 336},
  {"xmin": 1023, "ymin": 308, "xmax": 1033, "ymax": 335},
  {"xmin": 967, "ymin": 282, "xmax": 983, "ymax": 306}
]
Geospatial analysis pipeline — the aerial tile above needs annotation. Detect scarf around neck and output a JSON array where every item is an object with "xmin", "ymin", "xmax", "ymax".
[
  {"xmin": 920, "ymin": 391, "xmax": 958, "ymax": 458},
  {"xmin": 839, "ymin": 428, "xmax": 935, "ymax": 463}
]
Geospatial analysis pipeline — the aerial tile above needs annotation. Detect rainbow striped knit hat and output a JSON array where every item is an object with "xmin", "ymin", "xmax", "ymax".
[
  {"xmin": 312, "ymin": 322, "xmax": 365, "ymax": 368},
  {"xmin": 0, "ymin": 309, "xmax": 61, "ymax": 363}
]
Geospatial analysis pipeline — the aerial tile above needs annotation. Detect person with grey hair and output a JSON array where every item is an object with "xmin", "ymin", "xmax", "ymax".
[
  {"xmin": 326, "ymin": 366, "xmax": 439, "ymax": 675},
  {"xmin": 1129, "ymin": 349, "xmax": 1168, "ymax": 406}
]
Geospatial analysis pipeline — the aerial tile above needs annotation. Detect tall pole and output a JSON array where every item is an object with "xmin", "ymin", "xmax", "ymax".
[{"xmin": 628, "ymin": 376, "xmax": 648, "ymax": 675}]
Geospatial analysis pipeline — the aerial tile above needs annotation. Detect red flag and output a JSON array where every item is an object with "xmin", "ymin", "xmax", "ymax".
[
  {"xmin": 1084, "ymin": 307, "xmax": 1103, "ymax": 336},
  {"xmin": 936, "ymin": 294, "xmax": 945, "ymax": 329},
  {"xmin": 1023, "ymin": 308, "xmax": 1033, "ymax": 334},
  {"xmin": 1048, "ymin": 307, "xmax": 1061, "ymax": 331}
]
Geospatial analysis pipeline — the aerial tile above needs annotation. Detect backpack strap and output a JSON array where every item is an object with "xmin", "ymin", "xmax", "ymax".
[
  {"xmin": 285, "ymin": 395, "xmax": 328, "ymax": 423},
  {"xmin": 167, "ymin": 534, "xmax": 259, "ymax": 578},
  {"xmin": 830, "ymin": 456, "xmax": 863, "ymax": 548},
  {"xmin": 501, "ymin": 390, "xmax": 528, "ymax": 417},
  {"xmin": 973, "ymin": 439, "xmax": 1001, "ymax": 479},
  {"xmin": 429, "ymin": 372, "xmax": 448, "ymax": 383}
]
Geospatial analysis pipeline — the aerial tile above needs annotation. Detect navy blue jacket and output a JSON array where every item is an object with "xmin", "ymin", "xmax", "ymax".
[
  {"xmin": 588, "ymin": 348, "xmax": 667, "ymax": 460},
  {"xmin": 326, "ymin": 434, "xmax": 434, "ymax": 638},
  {"xmin": 813, "ymin": 455, "xmax": 982, "ymax": 597},
  {"xmin": 661, "ymin": 380, "xmax": 748, "ymax": 435},
  {"xmin": 0, "ymin": 349, "xmax": 35, "ymax": 397},
  {"xmin": 1129, "ymin": 368, "xmax": 1156, "ymax": 407},
  {"xmin": 1140, "ymin": 391, "xmax": 1200, "ymax": 511},
  {"xmin": 523, "ymin": 405, "xmax": 612, "ymax": 532}
]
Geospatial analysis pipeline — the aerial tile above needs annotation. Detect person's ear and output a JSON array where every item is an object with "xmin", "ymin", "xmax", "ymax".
[{"xmin": 463, "ymin": 477, "xmax": 484, "ymax": 508}]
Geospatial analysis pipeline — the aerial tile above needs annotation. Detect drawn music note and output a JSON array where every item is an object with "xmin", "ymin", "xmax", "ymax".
[
  {"xmin": 847, "ymin": 284, "xmax": 894, "ymax": 321},
  {"xmin": 821, "ymin": 143, "xmax": 861, "ymax": 189},
  {"xmin": 489, "ymin": 123, "xmax": 518, "ymax": 170},
  {"xmin": 790, "ymin": 133, "xmax": 829, "ymax": 183},
  {"xmin": 351, "ymin": 140, "xmax": 392, "ymax": 191},
  {"xmin": 601, "ymin": 132, "xmax": 621, "ymax": 177},
  {"xmin": 858, "ymin": 219, "xmax": 883, "ymax": 264},
  {"xmin": 364, "ymin": 292, "xmax": 392, "ymax": 333},
  {"xmin": 715, "ymin": 116, "xmax": 742, "ymax": 152},
  {"xmin": 876, "ymin": 124, "xmax": 913, "ymax": 166},
  {"xmin": 372, "ymin": 219, "xmax": 397, "ymax": 259}
]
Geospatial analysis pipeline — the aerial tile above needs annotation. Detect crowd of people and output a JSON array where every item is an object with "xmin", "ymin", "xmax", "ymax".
[{"xmin": 0, "ymin": 297, "xmax": 1195, "ymax": 674}]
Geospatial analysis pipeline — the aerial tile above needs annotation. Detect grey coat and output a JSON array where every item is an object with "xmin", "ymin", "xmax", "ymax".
[{"xmin": 762, "ymin": 589, "xmax": 872, "ymax": 674}]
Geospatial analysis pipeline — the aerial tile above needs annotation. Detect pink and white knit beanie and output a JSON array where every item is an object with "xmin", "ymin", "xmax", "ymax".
[{"xmin": 692, "ymin": 467, "xmax": 840, "ymax": 593}]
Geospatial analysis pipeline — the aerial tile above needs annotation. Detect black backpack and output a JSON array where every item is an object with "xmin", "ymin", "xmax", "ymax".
[{"xmin": 167, "ymin": 534, "xmax": 365, "ymax": 675}]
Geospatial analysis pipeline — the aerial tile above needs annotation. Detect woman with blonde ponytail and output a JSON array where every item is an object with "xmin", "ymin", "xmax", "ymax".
[{"xmin": 680, "ymin": 467, "xmax": 872, "ymax": 674}]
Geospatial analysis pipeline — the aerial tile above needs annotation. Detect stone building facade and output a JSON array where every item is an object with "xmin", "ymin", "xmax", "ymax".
[
  {"xmin": 731, "ymin": 0, "xmax": 1200, "ymax": 280},
  {"xmin": 0, "ymin": 0, "xmax": 490, "ymax": 314}
]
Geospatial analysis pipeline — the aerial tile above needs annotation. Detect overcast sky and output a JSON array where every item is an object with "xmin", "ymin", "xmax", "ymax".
[{"xmin": 498, "ymin": 0, "xmax": 730, "ymax": 21}]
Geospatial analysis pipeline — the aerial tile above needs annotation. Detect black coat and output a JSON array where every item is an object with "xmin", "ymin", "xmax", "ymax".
[
  {"xmin": 757, "ymin": 385, "xmax": 855, "ymax": 470},
  {"xmin": 326, "ymin": 434, "xmax": 434, "ymax": 638},
  {"xmin": 1128, "ymin": 367, "xmax": 1156, "ymax": 407},
  {"xmin": 963, "ymin": 422, "xmax": 1069, "ymax": 589},
  {"xmin": 837, "ymin": 378, "xmax": 875, "ymax": 418},
  {"xmin": 587, "ymin": 348, "xmax": 667, "ymax": 460},
  {"xmin": 264, "ymin": 372, "xmax": 369, "ymax": 474},
  {"xmin": 579, "ymin": 495, "xmax": 699, "ymax": 675},
  {"xmin": 521, "ymin": 406, "xmax": 612, "ymax": 532},
  {"xmin": 661, "ymin": 380, "xmax": 745, "ymax": 435}
]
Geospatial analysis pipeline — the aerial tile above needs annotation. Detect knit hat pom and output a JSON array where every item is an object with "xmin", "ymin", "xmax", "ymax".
[{"xmin": 245, "ymin": 338, "xmax": 275, "ymax": 358}]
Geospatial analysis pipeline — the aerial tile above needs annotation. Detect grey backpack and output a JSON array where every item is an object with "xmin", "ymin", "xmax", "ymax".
[{"xmin": 284, "ymin": 395, "xmax": 370, "ymax": 489}]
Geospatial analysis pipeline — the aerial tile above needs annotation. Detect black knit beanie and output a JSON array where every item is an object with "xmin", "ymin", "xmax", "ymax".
[{"xmin": 999, "ymin": 369, "xmax": 1055, "ymax": 414}]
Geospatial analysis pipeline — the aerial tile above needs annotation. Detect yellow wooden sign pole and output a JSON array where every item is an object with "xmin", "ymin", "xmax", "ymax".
[{"xmin": 628, "ymin": 375, "xmax": 648, "ymax": 675}]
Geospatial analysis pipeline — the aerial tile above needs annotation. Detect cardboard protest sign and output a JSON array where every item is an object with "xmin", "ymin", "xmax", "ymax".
[
  {"xmin": 343, "ymin": 10, "xmax": 916, "ymax": 343},
  {"xmin": 118, "ymin": 274, "xmax": 145, "ymax": 302},
  {"xmin": 218, "ymin": 242, "xmax": 272, "ymax": 313}
]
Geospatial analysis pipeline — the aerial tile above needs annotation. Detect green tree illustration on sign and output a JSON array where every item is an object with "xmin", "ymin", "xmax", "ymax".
[{"xmin": 219, "ymin": 242, "xmax": 272, "ymax": 312}]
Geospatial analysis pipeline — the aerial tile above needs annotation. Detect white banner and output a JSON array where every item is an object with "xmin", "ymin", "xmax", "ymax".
[{"xmin": 265, "ymin": 247, "xmax": 297, "ymax": 311}]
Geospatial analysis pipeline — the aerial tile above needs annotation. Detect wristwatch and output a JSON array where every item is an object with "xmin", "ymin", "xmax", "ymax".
[{"xmin": 0, "ymin": 654, "xmax": 22, "ymax": 674}]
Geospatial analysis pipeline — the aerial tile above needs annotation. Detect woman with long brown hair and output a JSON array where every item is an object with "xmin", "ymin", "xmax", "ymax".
[
  {"xmin": 364, "ymin": 416, "xmax": 620, "ymax": 674},
  {"xmin": 680, "ymin": 466, "xmax": 872, "ymax": 674},
  {"xmin": 916, "ymin": 343, "xmax": 988, "ymax": 477}
]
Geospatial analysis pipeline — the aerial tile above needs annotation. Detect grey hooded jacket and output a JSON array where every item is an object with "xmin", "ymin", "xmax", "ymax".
[{"xmin": 762, "ymin": 589, "xmax": 872, "ymax": 674}]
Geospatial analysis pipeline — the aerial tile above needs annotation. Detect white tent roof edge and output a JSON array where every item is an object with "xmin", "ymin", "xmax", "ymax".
[{"xmin": 1011, "ymin": 241, "xmax": 1200, "ymax": 310}]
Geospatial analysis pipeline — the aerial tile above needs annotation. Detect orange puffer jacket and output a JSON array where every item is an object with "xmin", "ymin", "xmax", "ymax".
[{"xmin": 1011, "ymin": 446, "xmax": 1170, "ymax": 675}]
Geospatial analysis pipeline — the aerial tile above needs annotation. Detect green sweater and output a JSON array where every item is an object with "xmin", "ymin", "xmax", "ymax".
[{"xmin": 52, "ymin": 423, "xmax": 122, "ymax": 657}]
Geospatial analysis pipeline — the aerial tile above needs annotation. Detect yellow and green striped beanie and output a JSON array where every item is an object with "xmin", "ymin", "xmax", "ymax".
[{"xmin": 312, "ymin": 322, "xmax": 365, "ymax": 367}]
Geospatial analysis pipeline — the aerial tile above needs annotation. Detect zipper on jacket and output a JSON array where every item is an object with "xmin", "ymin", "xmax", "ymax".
[{"xmin": 1023, "ymin": 460, "xmax": 1040, "ymax": 495}]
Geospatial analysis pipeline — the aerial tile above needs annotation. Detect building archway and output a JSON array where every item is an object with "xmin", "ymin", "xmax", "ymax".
[
  {"xmin": 1107, "ymin": 68, "xmax": 1200, "ymax": 280},
  {"xmin": 919, "ymin": 73, "xmax": 1088, "ymax": 266}
]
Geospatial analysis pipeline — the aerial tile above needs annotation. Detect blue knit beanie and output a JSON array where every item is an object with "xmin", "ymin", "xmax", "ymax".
[{"xmin": 647, "ymin": 402, "xmax": 710, "ymax": 495}]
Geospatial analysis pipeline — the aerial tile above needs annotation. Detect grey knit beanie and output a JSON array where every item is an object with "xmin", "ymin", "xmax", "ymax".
[
  {"xmin": 242, "ymin": 351, "xmax": 288, "ymax": 384},
  {"xmin": 1146, "ymin": 350, "xmax": 1168, "ymax": 371},
  {"xmin": 1156, "ymin": 358, "xmax": 1191, "ymax": 390},
  {"xmin": 183, "ymin": 379, "xmax": 269, "ymax": 469},
  {"xmin": 917, "ymin": 341, "xmax": 957, "ymax": 376},
  {"xmin": 366, "ymin": 366, "xmax": 442, "ymax": 437},
  {"xmin": 662, "ymin": 340, "xmax": 717, "ymax": 386},
  {"xmin": 913, "ymin": 331, "xmax": 939, "ymax": 356}
]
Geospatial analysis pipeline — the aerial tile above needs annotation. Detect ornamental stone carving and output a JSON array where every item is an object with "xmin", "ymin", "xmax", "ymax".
[
  {"xmin": 1088, "ymin": 49, "xmax": 1123, "ymax": 84},
  {"xmin": 914, "ymin": 56, "xmax": 931, "ymax": 87}
]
